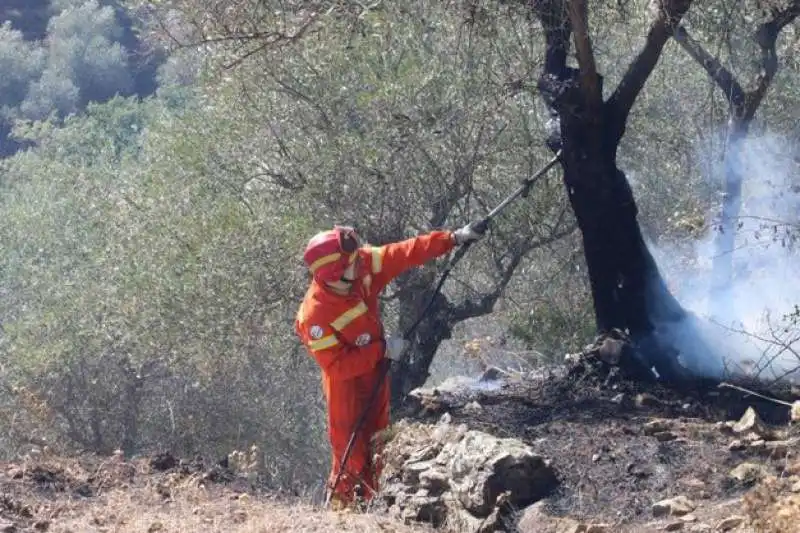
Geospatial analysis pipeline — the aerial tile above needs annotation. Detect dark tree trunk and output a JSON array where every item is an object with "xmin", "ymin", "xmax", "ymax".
[
  {"xmin": 532, "ymin": 0, "xmax": 719, "ymax": 381},
  {"xmin": 539, "ymin": 70, "xmax": 687, "ymax": 380},
  {"xmin": 390, "ymin": 289, "xmax": 454, "ymax": 409}
]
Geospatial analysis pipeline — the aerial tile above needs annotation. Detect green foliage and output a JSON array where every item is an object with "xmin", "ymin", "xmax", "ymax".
[
  {"xmin": 0, "ymin": 23, "xmax": 45, "ymax": 117},
  {"xmin": 0, "ymin": 0, "xmax": 165, "ymax": 155},
  {"xmin": 0, "ymin": 91, "xmax": 326, "ymax": 486}
]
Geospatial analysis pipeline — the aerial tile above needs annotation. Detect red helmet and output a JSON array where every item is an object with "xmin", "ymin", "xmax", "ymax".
[{"xmin": 303, "ymin": 225, "xmax": 363, "ymax": 284}]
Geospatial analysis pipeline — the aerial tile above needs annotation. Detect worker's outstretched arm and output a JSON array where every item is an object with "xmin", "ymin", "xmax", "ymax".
[{"xmin": 368, "ymin": 230, "xmax": 455, "ymax": 290}]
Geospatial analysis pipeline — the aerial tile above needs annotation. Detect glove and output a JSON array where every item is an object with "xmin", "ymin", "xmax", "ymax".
[
  {"xmin": 452, "ymin": 221, "xmax": 487, "ymax": 245},
  {"xmin": 384, "ymin": 336, "xmax": 409, "ymax": 362}
]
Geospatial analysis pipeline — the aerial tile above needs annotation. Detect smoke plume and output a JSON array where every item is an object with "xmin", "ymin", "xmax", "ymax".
[{"xmin": 653, "ymin": 132, "xmax": 800, "ymax": 383}]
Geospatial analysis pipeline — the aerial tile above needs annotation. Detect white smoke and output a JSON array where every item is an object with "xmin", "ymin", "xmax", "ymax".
[{"xmin": 653, "ymin": 132, "xmax": 800, "ymax": 382}]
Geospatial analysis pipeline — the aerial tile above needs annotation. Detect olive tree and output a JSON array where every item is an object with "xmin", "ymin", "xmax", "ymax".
[{"xmin": 139, "ymin": 1, "xmax": 577, "ymax": 404}]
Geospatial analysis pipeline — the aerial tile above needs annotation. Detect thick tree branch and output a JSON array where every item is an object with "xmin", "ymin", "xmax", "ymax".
[
  {"xmin": 673, "ymin": 26, "xmax": 745, "ymax": 110},
  {"xmin": 675, "ymin": 1, "xmax": 799, "ymax": 122},
  {"xmin": 771, "ymin": 0, "xmax": 800, "ymax": 30},
  {"xmin": 606, "ymin": 0, "xmax": 692, "ymax": 138},
  {"xmin": 567, "ymin": 0, "xmax": 602, "ymax": 111},
  {"xmin": 533, "ymin": 0, "xmax": 571, "ymax": 75},
  {"xmin": 745, "ymin": 0, "xmax": 800, "ymax": 120}
]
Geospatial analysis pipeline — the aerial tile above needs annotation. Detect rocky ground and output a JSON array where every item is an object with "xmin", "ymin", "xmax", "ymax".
[
  {"xmin": 382, "ymin": 342, "xmax": 800, "ymax": 533},
  {"xmin": 1, "ymin": 344, "xmax": 798, "ymax": 533}
]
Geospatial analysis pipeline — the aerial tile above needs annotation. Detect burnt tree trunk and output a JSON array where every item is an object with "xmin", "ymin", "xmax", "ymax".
[{"xmin": 532, "ymin": 0, "xmax": 716, "ymax": 381}]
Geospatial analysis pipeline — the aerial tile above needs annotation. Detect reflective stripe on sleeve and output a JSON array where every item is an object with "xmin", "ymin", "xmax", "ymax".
[
  {"xmin": 308, "ymin": 334, "xmax": 339, "ymax": 351},
  {"xmin": 331, "ymin": 301, "xmax": 368, "ymax": 331}
]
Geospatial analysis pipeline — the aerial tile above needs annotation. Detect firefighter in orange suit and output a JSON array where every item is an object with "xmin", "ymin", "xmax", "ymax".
[{"xmin": 295, "ymin": 224, "xmax": 484, "ymax": 507}]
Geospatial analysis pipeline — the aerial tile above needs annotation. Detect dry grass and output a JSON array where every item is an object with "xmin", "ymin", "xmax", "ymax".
[
  {"xmin": 0, "ymin": 456, "xmax": 433, "ymax": 533},
  {"xmin": 743, "ymin": 474, "xmax": 800, "ymax": 533},
  {"xmin": 48, "ymin": 487, "xmax": 432, "ymax": 533}
]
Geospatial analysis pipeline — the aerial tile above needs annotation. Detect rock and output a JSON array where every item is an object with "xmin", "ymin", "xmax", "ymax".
[
  {"xmin": 419, "ymin": 469, "xmax": 449, "ymax": 496},
  {"xmin": 791, "ymin": 401, "xmax": 800, "ymax": 422},
  {"xmin": 728, "ymin": 440, "xmax": 745, "ymax": 451},
  {"xmin": 688, "ymin": 525, "xmax": 712, "ymax": 532},
  {"xmin": 652, "ymin": 496, "xmax": 696, "ymax": 517},
  {"xmin": 400, "ymin": 492, "xmax": 448, "ymax": 527},
  {"xmin": 0, "ymin": 519, "xmax": 15, "ymax": 533},
  {"xmin": 678, "ymin": 477, "xmax": 706, "ymax": 490},
  {"xmin": 585, "ymin": 525, "xmax": 611, "ymax": 533},
  {"xmin": 665, "ymin": 521, "xmax": 684, "ymax": 531},
  {"xmin": 383, "ymin": 423, "xmax": 558, "ymax": 529},
  {"xmin": 517, "ymin": 501, "xmax": 582, "ymax": 533},
  {"xmin": 407, "ymin": 444, "xmax": 440, "ymax": 464},
  {"xmin": 742, "ymin": 432, "xmax": 763, "ymax": 444},
  {"xmin": 731, "ymin": 407, "xmax": 770, "ymax": 438},
  {"xmin": 729, "ymin": 463, "xmax": 769, "ymax": 484},
  {"xmin": 446, "ymin": 431, "xmax": 558, "ymax": 516},
  {"xmin": 655, "ymin": 431, "xmax": 678, "ymax": 442},
  {"xmin": 610, "ymin": 393, "xmax": 626, "ymax": 404},
  {"xmin": 479, "ymin": 366, "xmax": 505, "ymax": 382},
  {"xmin": 636, "ymin": 393, "xmax": 662, "ymax": 407},
  {"xmin": 644, "ymin": 419, "xmax": 672, "ymax": 435},
  {"xmin": 597, "ymin": 336, "xmax": 625, "ymax": 365},
  {"xmin": 715, "ymin": 515, "xmax": 744, "ymax": 531},
  {"xmin": 463, "ymin": 401, "xmax": 483, "ymax": 414}
]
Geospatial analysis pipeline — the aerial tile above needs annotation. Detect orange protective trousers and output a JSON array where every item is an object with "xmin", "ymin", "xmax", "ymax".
[{"xmin": 295, "ymin": 231, "xmax": 455, "ymax": 505}]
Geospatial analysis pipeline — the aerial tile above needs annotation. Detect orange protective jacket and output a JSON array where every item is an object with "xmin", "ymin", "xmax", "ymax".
[{"xmin": 294, "ymin": 230, "xmax": 456, "ymax": 502}]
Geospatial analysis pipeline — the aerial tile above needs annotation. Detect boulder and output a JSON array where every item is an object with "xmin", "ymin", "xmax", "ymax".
[
  {"xmin": 381, "ymin": 416, "xmax": 558, "ymax": 529},
  {"xmin": 730, "ymin": 407, "xmax": 772, "ymax": 439}
]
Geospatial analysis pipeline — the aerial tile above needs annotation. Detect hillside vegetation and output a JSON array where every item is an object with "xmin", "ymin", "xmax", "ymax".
[{"xmin": 0, "ymin": 2, "xmax": 799, "ymax": 531}]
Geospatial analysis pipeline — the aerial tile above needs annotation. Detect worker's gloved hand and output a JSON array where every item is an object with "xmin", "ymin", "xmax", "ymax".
[
  {"xmin": 452, "ymin": 221, "xmax": 487, "ymax": 245},
  {"xmin": 384, "ymin": 336, "xmax": 409, "ymax": 362}
]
